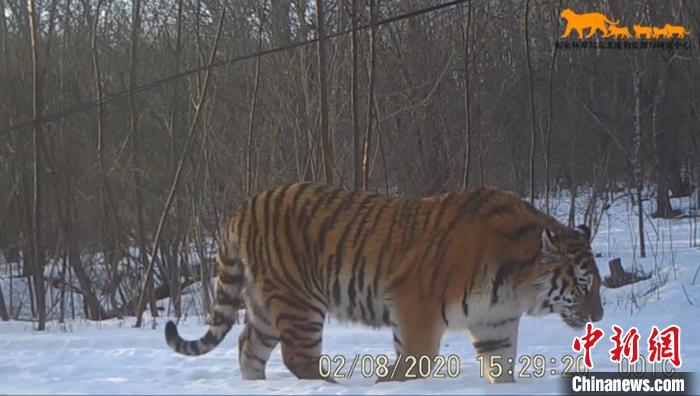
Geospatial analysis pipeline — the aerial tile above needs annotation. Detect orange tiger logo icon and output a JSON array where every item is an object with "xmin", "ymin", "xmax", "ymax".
[
  {"xmin": 663, "ymin": 24, "xmax": 692, "ymax": 38},
  {"xmin": 560, "ymin": 8, "xmax": 620, "ymax": 39},
  {"xmin": 652, "ymin": 26, "xmax": 669, "ymax": 39},
  {"xmin": 633, "ymin": 24, "xmax": 654, "ymax": 39},
  {"xmin": 603, "ymin": 25, "xmax": 632, "ymax": 39}
]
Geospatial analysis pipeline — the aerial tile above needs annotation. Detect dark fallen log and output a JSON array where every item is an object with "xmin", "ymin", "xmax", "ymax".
[
  {"xmin": 117, "ymin": 278, "xmax": 198, "ymax": 317},
  {"xmin": 603, "ymin": 258, "xmax": 652, "ymax": 289},
  {"xmin": 47, "ymin": 276, "xmax": 197, "ymax": 319}
]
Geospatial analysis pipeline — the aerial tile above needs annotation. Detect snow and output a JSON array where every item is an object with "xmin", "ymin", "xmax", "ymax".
[{"xmin": 1, "ymin": 193, "xmax": 699, "ymax": 394}]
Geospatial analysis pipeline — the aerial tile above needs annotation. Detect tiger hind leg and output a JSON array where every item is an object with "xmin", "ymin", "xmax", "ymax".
[
  {"xmin": 238, "ymin": 285, "xmax": 279, "ymax": 380},
  {"xmin": 268, "ymin": 293, "xmax": 332, "ymax": 381}
]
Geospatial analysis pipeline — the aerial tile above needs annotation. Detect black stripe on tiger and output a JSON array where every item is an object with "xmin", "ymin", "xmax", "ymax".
[
  {"xmin": 491, "ymin": 253, "xmax": 539, "ymax": 304},
  {"xmin": 216, "ymin": 286, "xmax": 242, "ymax": 306},
  {"xmin": 282, "ymin": 208, "xmax": 325, "ymax": 305},
  {"xmin": 219, "ymin": 271, "xmax": 243, "ymax": 285},
  {"xmin": 269, "ymin": 187, "xmax": 308, "ymax": 295},
  {"xmin": 164, "ymin": 320, "xmax": 232, "ymax": 356},
  {"xmin": 252, "ymin": 327, "xmax": 278, "ymax": 348},
  {"xmin": 289, "ymin": 182, "xmax": 313, "ymax": 215},
  {"xmin": 266, "ymin": 292, "xmax": 326, "ymax": 320},
  {"xmin": 301, "ymin": 187, "xmax": 341, "ymax": 233},
  {"xmin": 473, "ymin": 338, "xmax": 511, "ymax": 354},
  {"xmin": 338, "ymin": 194, "xmax": 376, "ymax": 315},
  {"xmin": 485, "ymin": 203, "xmax": 514, "ymax": 218},
  {"xmin": 373, "ymin": 201, "xmax": 402, "ymax": 294},
  {"xmin": 499, "ymin": 222, "xmax": 539, "ymax": 241},
  {"xmin": 319, "ymin": 191, "xmax": 360, "ymax": 251},
  {"xmin": 426, "ymin": 189, "xmax": 498, "ymax": 295},
  {"xmin": 441, "ymin": 300, "xmax": 449, "ymax": 326},
  {"xmin": 547, "ymin": 267, "xmax": 561, "ymax": 297},
  {"xmin": 462, "ymin": 288, "xmax": 469, "ymax": 317}
]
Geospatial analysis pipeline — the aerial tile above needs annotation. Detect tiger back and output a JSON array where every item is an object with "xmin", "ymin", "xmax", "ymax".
[{"xmin": 165, "ymin": 182, "xmax": 603, "ymax": 384}]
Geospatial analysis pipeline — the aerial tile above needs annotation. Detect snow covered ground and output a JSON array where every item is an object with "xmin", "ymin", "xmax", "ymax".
[{"xmin": 1, "ymin": 193, "xmax": 699, "ymax": 394}]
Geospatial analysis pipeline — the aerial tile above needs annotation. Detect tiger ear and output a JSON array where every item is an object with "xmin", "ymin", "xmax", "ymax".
[
  {"xmin": 576, "ymin": 224, "xmax": 591, "ymax": 242},
  {"xmin": 541, "ymin": 229, "xmax": 558, "ymax": 254}
]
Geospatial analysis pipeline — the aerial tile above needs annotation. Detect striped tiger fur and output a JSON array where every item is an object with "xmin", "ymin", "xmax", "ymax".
[{"xmin": 165, "ymin": 182, "xmax": 603, "ymax": 383}]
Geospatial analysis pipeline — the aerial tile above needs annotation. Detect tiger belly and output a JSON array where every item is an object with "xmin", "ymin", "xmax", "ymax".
[
  {"xmin": 326, "ymin": 280, "xmax": 393, "ymax": 328},
  {"xmin": 444, "ymin": 291, "xmax": 524, "ymax": 331}
]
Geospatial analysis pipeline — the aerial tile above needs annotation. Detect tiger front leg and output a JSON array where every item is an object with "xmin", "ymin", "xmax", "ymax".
[{"xmin": 468, "ymin": 317, "xmax": 520, "ymax": 384}]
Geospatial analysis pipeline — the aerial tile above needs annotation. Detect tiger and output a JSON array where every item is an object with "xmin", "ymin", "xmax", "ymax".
[{"xmin": 165, "ymin": 182, "xmax": 603, "ymax": 384}]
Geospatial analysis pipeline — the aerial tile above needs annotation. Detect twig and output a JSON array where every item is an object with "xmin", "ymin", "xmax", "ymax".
[
  {"xmin": 681, "ymin": 284, "xmax": 694, "ymax": 305},
  {"xmin": 133, "ymin": 9, "xmax": 226, "ymax": 328}
]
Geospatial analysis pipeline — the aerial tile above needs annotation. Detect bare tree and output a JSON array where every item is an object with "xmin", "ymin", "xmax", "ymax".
[
  {"xmin": 542, "ymin": 0, "xmax": 561, "ymax": 214},
  {"xmin": 462, "ymin": 1, "xmax": 472, "ymax": 189},
  {"xmin": 351, "ymin": 0, "xmax": 361, "ymax": 190},
  {"xmin": 524, "ymin": 0, "xmax": 537, "ymax": 204},
  {"xmin": 247, "ymin": 3, "xmax": 266, "ymax": 196},
  {"xmin": 27, "ymin": 0, "xmax": 46, "ymax": 331},
  {"xmin": 316, "ymin": 0, "xmax": 334, "ymax": 184},
  {"xmin": 362, "ymin": 0, "xmax": 377, "ymax": 190},
  {"xmin": 631, "ymin": 66, "xmax": 646, "ymax": 258}
]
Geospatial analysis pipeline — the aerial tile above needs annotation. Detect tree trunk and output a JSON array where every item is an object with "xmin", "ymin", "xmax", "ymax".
[
  {"xmin": 246, "ymin": 5, "xmax": 264, "ymax": 195},
  {"xmin": 524, "ymin": 0, "xmax": 537, "ymax": 204},
  {"xmin": 66, "ymin": 189, "xmax": 108, "ymax": 320},
  {"xmin": 632, "ymin": 70, "xmax": 646, "ymax": 258},
  {"xmin": 568, "ymin": 184, "xmax": 577, "ymax": 228},
  {"xmin": 27, "ymin": 0, "xmax": 46, "ymax": 331},
  {"xmin": 543, "ymin": 1, "xmax": 561, "ymax": 214},
  {"xmin": 315, "ymin": 0, "xmax": 334, "ymax": 184},
  {"xmin": 462, "ymin": 1, "xmax": 472, "ymax": 189},
  {"xmin": 651, "ymin": 64, "xmax": 673, "ymax": 218},
  {"xmin": 0, "ymin": 282, "xmax": 8, "ymax": 321},
  {"xmin": 351, "ymin": 0, "xmax": 361, "ymax": 190},
  {"xmin": 362, "ymin": 0, "xmax": 377, "ymax": 190},
  {"xmin": 166, "ymin": 0, "xmax": 185, "ymax": 319},
  {"xmin": 603, "ymin": 258, "xmax": 652, "ymax": 288},
  {"xmin": 127, "ymin": 0, "xmax": 157, "ymax": 319}
]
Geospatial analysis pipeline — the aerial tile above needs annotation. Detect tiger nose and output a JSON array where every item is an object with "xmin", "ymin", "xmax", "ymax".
[{"xmin": 590, "ymin": 308, "xmax": 603, "ymax": 322}]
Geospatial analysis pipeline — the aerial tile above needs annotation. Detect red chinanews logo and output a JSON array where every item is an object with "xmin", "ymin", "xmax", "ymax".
[{"xmin": 572, "ymin": 322, "xmax": 682, "ymax": 369}]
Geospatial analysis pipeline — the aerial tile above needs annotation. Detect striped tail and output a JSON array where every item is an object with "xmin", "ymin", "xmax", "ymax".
[{"xmin": 165, "ymin": 233, "xmax": 245, "ymax": 356}]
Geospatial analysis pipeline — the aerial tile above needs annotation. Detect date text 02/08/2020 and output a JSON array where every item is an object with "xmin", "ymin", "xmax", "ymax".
[{"xmin": 318, "ymin": 354, "xmax": 461, "ymax": 380}]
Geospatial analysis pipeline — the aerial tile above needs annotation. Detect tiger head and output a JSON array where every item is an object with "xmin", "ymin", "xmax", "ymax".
[
  {"xmin": 530, "ymin": 224, "xmax": 603, "ymax": 329},
  {"xmin": 560, "ymin": 8, "xmax": 576, "ymax": 21}
]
